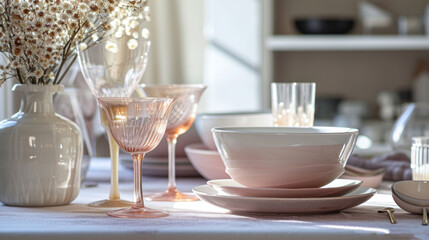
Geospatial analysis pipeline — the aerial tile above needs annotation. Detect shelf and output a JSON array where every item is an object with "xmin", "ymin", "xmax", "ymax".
[{"xmin": 266, "ymin": 35, "xmax": 429, "ymax": 51}]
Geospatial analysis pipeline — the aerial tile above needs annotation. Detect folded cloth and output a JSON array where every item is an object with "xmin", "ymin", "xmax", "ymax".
[{"xmin": 347, "ymin": 152, "xmax": 412, "ymax": 181}]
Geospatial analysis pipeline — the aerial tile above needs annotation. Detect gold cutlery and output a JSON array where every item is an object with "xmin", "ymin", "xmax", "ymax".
[
  {"xmin": 423, "ymin": 208, "xmax": 428, "ymax": 226},
  {"xmin": 378, "ymin": 207, "xmax": 397, "ymax": 224}
]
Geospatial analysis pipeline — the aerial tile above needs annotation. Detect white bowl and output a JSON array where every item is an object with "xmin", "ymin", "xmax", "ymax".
[
  {"xmin": 392, "ymin": 191, "xmax": 423, "ymax": 214},
  {"xmin": 195, "ymin": 112, "xmax": 272, "ymax": 150},
  {"xmin": 392, "ymin": 181, "xmax": 429, "ymax": 206},
  {"xmin": 184, "ymin": 143, "xmax": 230, "ymax": 180},
  {"xmin": 212, "ymin": 127, "xmax": 359, "ymax": 188}
]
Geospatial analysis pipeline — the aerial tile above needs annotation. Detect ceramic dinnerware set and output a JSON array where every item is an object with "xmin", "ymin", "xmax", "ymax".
[{"xmin": 192, "ymin": 126, "xmax": 378, "ymax": 214}]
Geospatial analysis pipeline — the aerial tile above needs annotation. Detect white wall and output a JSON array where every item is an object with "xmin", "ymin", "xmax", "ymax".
[
  {"xmin": 143, "ymin": 0, "xmax": 205, "ymax": 85},
  {"xmin": 203, "ymin": 0, "xmax": 263, "ymax": 113}
]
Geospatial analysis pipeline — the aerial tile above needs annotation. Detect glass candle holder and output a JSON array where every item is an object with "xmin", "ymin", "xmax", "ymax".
[
  {"xmin": 411, "ymin": 136, "xmax": 429, "ymax": 180},
  {"xmin": 271, "ymin": 82, "xmax": 316, "ymax": 127}
]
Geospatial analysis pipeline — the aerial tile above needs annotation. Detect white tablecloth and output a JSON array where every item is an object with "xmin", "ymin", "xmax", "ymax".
[{"xmin": 0, "ymin": 158, "xmax": 428, "ymax": 240}]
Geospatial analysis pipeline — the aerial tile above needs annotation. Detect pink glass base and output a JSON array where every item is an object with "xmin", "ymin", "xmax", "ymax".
[
  {"xmin": 147, "ymin": 188, "xmax": 200, "ymax": 202},
  {"xmin": 108, "ymin": 206, "xmax": 168, "ymax": 219},
  {"xmin": 88, "ymin": 199, "xmax": 133, "ymax": 208}
]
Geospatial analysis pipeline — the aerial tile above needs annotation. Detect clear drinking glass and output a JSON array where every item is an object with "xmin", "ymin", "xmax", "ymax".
[
  {"xmin": 98, "ymin": 97, "xmax": 175, "ymax": 218},
  {"xmin": 271, "ymin": 82, "xmax": 316, "ymax": 127},
  {"xmin": 53, "ymin": 88, "xmax": 97, "ymax": 183},
  {"xmin": 140, "ymin": 84, "xmax": 207, "ymax": 202},
  {"xmin": 77, "ymin": 37, "xmax": 151, "ymax": 208},
  {"xmin": 391, "ymin": 103, "xmax": 429, "ymax": 154},
  {"xmin": 411, "ymin": 137, "xmax": 429, "ymax": 180}
]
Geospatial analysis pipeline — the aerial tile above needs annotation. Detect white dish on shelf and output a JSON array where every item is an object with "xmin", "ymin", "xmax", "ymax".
[
  {"xmin": 207, "ymin": 179, "xmax": 361, "ymax": 198},
  {"xmin": 193, "ymin": 185, "xmax": 376, "ymax": 214}
]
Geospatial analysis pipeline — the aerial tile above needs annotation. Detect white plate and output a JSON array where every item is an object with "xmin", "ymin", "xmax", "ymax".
[
  {"xmin": 207, "ymin": 179, "xmax": 362, "ymax": 198},
  {"xmin": 193, "ymin": 185, "xmax": 376, "ymax": 214}
]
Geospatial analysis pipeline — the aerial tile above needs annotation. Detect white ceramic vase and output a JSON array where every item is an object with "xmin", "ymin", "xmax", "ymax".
[{"xmin": 0, "ymin": 84, "xmax": 83, "ymax": 207}]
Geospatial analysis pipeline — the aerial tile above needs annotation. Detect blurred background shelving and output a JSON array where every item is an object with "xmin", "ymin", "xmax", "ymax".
[
  {"xmin": 262, "ymin": 0, "xmax": 429, "ymax": 120},
  {"xmin": 266, "ymin": 35, "xmax": 429, "ymax": 51}
]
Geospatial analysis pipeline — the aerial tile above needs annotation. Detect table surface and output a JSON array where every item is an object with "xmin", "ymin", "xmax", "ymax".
[{"xmin": 0, "ymin": 158, "xmax": 428, "ymax": 240}]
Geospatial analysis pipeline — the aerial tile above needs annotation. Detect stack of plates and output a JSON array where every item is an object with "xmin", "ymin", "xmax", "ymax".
[
  {"xmin": 120, "ymin": 156, "xmax": 201, "ymax": 177},
  {"xmin": 193, "ymin": 179, "xmax": 376, "ymax": 214}
]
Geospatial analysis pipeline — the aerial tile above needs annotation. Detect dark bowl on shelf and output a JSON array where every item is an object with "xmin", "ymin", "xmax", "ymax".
[{"xmin": 294, "ymin": 18, "xmax": 355, "ymax": 34}]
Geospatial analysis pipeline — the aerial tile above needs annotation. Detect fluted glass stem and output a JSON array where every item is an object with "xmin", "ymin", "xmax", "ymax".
[
  {"xmin": 167, "ymin": 136, "xmax": 177, "ymax": 192},
  {"xmin": 132, "ymin": 153, "xmax": 145, "ymax": 208}
]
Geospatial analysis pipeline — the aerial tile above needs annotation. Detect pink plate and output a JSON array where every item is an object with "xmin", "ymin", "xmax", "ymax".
[
  {"xmin": 340, "ymin": 173, "xmax": 384, "ymax": 189},
  {"xmin": 193, "ymin": 185, "xmax": 376, "ymax": 214},
  {"xmin": 207, "ymin": 179, "xmax": 362, "ymax": 198}
]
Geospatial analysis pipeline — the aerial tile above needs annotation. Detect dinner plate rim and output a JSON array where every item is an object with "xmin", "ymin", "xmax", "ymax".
[
  {"xmin": 193, "ymin": 184, "xmax": 376, "ymax": 202},
  {"xmin": 207, "ymin": 178, "xmax": 362, "ymax": 198}
]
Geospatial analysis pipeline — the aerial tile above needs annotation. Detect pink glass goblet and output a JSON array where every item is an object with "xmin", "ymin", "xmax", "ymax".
[
  {"xmin": 98, "ymin": 97, "xmax": 174, "ymax": 218},
  {"xmin": 140, "ymin": 84, "xmax": 207, "ymax": 202}
]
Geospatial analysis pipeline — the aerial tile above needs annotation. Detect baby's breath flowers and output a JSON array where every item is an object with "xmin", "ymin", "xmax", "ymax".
[{"xmin": 0, "ymin": 0, "xmax": 150, "ymax": 87}]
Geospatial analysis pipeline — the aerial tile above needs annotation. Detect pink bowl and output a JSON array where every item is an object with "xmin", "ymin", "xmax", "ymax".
[
  {"xmin": 226, "ymin": 163, "xmax": 343, "ymax": 175},
  {"xmin": 185, "ymin": 143, "xmax": 229, "ymax": 180},
  {"xmin": 226, "ymin": 164, "xmax": 344, "ymax": 188},
  {"xmin": 229, "ymin": 168, "xmax": 344, "ymax": 188},
  {"xmin": 222, "ymin": 144, "xmax": 345, "ymax": 166},
  {"xmin": 195, "ymin": 113, "xmax": 272, "ymax": 150}
]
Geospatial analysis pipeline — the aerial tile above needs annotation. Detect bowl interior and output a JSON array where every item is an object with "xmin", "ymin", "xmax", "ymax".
[
  {"xmin": 392, "ymin": 181, "xmax": 429, "ymax": 206},
  {"xmin": 213, "ymin": 126, "xmax": 357, "ymax": 134}
]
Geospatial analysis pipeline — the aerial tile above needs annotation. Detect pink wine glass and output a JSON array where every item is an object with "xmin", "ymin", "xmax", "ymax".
[
  {"xmin": 98, "ymin": 97, "xmax": 174, "ymax": 218},
  {"xmin": 140, "ymin": 84, "xmax": 207, "ymax": 202}
]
